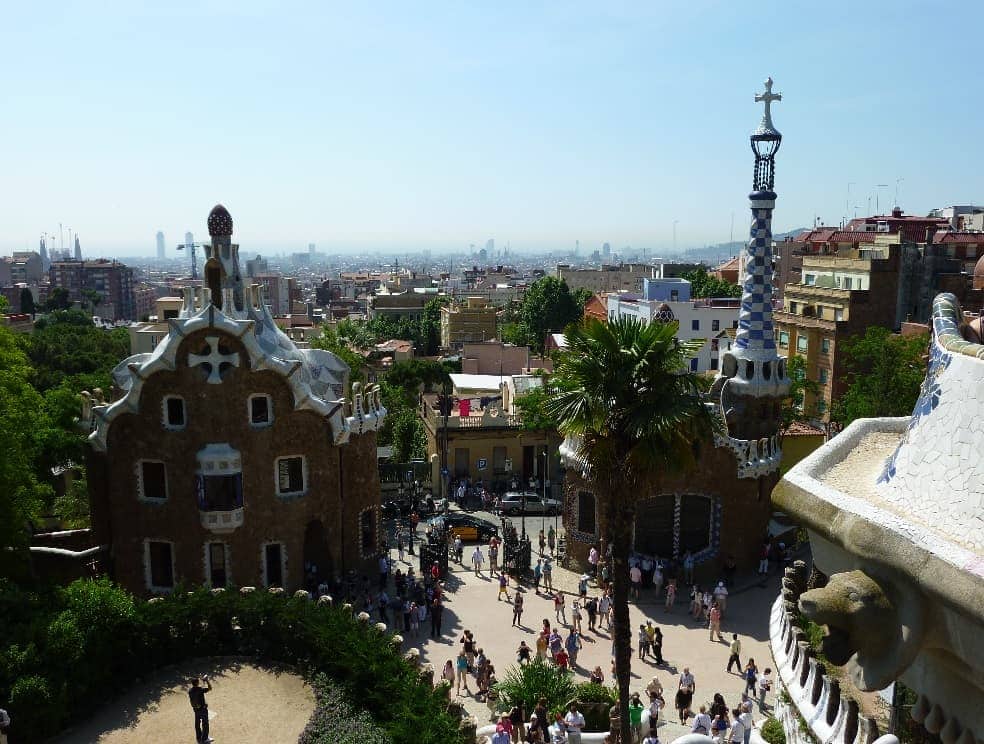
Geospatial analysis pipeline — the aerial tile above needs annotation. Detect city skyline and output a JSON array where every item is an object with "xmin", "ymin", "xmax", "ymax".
[{"xmin": 2, "ymin": 2, "xmax": 983, "ymax": 257}]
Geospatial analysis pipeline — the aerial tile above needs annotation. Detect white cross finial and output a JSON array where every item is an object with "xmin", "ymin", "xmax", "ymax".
[
  {"xmin": 188, "ymin": 335, "xmax": 240, "ymax": 384},
  {"xmin": 755, "ymin": 77, "xmax": 781, "ymax": 131}
]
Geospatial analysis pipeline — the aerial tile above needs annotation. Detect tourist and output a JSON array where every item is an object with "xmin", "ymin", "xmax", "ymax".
[
  {"xmin": 378, "ymin": 552, "xmax": 390, "ymax": 589},
  {"xmin": 585, "ymin": 595, "xmax": 598, "ymax": 631},
  {"xmin": 543, "ymin": 558, "xmax": 554, "ymax": 591},
  {"xmin": 676, "ymin": 667, "xmax": 695, "ymax": 723},
  {"xmin": 703, "ymin": 588, "xmax": 714, "ymax": 619},
  {"xmin": 638, "ymin": 624, "xmax": 651, "ymax": 660},
  {"xmin": 548, "ymin": 628, "xmax": 563, "ymax": 661},
  {"xmin": 641, "ymin": 554, "xmax": 654, "ymax": 586},
  {"xmin": 397, "ymin": 534, "xmax": 405, "ymax": 562},
  {"xmin": 517, "ymin": 640, "xmax": 532, "ymax": 664},
  {"xmin": 564, "ymin": 702, "xmax": 585, "ymax": 744},
  {"xmin": 571, "ymin": 600, "xmax": 583, "ymax": 632},
  {"xmin": 455, "ymin": 650, "xmax": 470, "ymax": 694},
  {"xmin": 712, "ymin": 714, "xmax": 729, "ymax": 743},
  {"xmin": 588, "ymin": 545, "xmax": 599, "ymax": 576},
  {"xmin": 533, "ymin": 559, "xmax": 543, "ymax": 592},
  {"xmin": 709, "ymin": 602, "xmax": 724, "ymax": 641},
  {"xmin": 713, "ymin": 581, "xmax": 729, "ymax": 615},
  {"xmin": 460, "ymin": 630, "xmax": 477, "ymax": 668},
  {"xmin": 547, "ymin": 525, "xmax": 556, "ymax": 555},
  {"xmin": 645, "ymin": 675, "xmax": 664, "ymax": 703},
  {"xmin": 690, "ymin": 585, "xmax": 702, "ymax": 619},
  {"xmin": 738, "ymin": 702, "xmax": 754, "ymax": 744},
  {"xmin": 727, "ymin": 708, "xmax": 745, "ymax": 744},
  {"xmin": 535, "ymin": 631, "xmax": 549, "ymax": 660},
  {"xmin": 496, "ymin": 713, "xmax": 515, "ymax": 744},
  {"xmin": 692, "ymin": 705, "xmax": 712, "ymax": 735},
  {"xmin": 490, "ymin": 537, "xmax": 500, "ymax": 575},
  {"xmin": 510, "ymin": 705, "xmax": 525, "ymax": 744},
  {"xmin": 651, "ymin": 623, "xmax": 664, "ymax": 664},
  {"xmin": 683, "ymin": 550, "xmax": 694, "ymax": 584},
  {"xmin": 758, "ymin": 668, "xmax": 773, "ymax": 708},
  {"xmin": 598, "ymin": 558, "xmax": 611, "ymax": 590},
  {"xmin": 430, "ymin": 596, "xmax": 443, "ymax": 637},
  {"xmin": 555, "ymin": 645, "xmax": 570, "ymax": 672},
  {"xmin": 491, "ymin": 722, "xmax": 512, "ymax": 744},
  {"xmin": 554, "ymin": 591, "xmax": 567, "ymax": 624},
  {"xmin": 430, "ymin": 561, "xmax": 441, "ymax": 582},
  {"xmin": 648, "ymin": 691, "xmax": 663, "ymax": 728},
  {"xmin": 513, "ymin": 592, "xmax": 525, "ymax": 626},
  {"xmin": 643, "ymin": 728, "xmax": 660, "ymax": 744},
  {"xmin": 187, "ymin": 676, "xmax": 213, "ymax": 744},
  {"xmin": 541, "ymin": 618, "xmax": 552, "ymax": 636},
  {"xmin": 664, "ymin": 579, "xmax": 676, "ymax": 611},
  {"xmin": 742, "ymin": 660, "xmax": 759, "ymax": 699},
  {"xmin": 499, "ymin": 571, "xmax": 512, "ymax": 602},
  {"xmin": 629, "ymin": 692, "xmax": 645, "ymax": 743},
  {"xmin": 652, "ymin": 561, "xmax": 664, "ymax": 597},
  {"xmin": 525, "ymin": 714, "xmax": 544, "ymax": 743},
  {"xmin": 710, "ymin": 692, "xmax": 729, "ymax": 725},
  {"xmin": 598, "ymin": 590, "xmax": 612, "ymax": 629},
  {"xmin": 402, "ymin": 597, "xmax": 412, "ymax": 632},
  {"xmin": 533, "ymin": 697, "xmax": 550, "ymax": 741},
  {"xmin": 472, "ymin": 545, "xmax": 485, "ymax": 576},
  {"xmin": 630, "ymin": 563, "xmax": 642, "ymax": 600},
  {"xmin": 757, "ymin": 540, "xmax": 770, "ymax": 575},
  {"xmin": 442, "ymin": 659, "xmax": 455, "ymax": 685},
  {"xmin": 409, "ymin": 601, "xmax": 420, "ymax": 636},
  {"xmin": 578, "ymin": 573, "xmax": 589, "ymax": 599},
  {"xmin": 0, "ymin": 708, "xmax": 9, "ymax": 744},
  {"xmin": 565, "ymin": 628, "xmax": 582, "ymax": 667},
  {"xmin": 589, "ymin": 665, "xmax": 605, "ymax": 685},
  {"xmin": 538, "ymin": 529, "xmax": 546, "ymax": 556}
]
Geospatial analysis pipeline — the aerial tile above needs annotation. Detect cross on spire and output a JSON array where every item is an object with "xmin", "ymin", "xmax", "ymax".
[{"xmin": 755, "ymin": 77, "xmax": 781, "ymax": 132}]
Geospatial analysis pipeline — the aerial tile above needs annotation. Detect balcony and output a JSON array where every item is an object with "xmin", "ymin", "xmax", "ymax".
[
  {"xmin": 421, "ymin": 395, "xmax": 524, "ymax": 431},
  {"xmin": 200, "ymin": 507, "xmax": 244, "ymax": 534}
]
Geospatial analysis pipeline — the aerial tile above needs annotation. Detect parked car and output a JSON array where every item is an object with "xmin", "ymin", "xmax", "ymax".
[
  {"xmin": 426, "ymin": 513, "xmax": 498, "ymax": 542},
  {"xmin": 381, "ymin": 499, "xmax": 412, "ymax": 520},
  {"xmin": 497, "ymin": 491, "xmax": 562, "ymax": 516}
]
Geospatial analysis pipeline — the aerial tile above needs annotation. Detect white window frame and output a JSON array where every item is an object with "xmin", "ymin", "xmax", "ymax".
[
  {"xmin": 796, "ymin": 336, "xmax": 808, "ymax": 352},
  {"xmin": 162, "ymin": 395, "xmax": 186, "ymax": 431},
  {"xmin": 248, "ymin": 393, "xmax": 274, "ymax": 428},
  {"xmin": 260, "ymin": 541, "xmax": 288, "ymax": 588},
  {"xmin": 137, "ymin": 459, "xmax": 169, "ymax": 502},
  {"xmin": 821, "ymin": 338, "xmax": 831, "ymax": 353},
  {"xmin": 203, "ymin": 541, "xmax": 232, "ymax": 587},
  {"xmin": 274, "ymin": 455, "xmax": 308, "ymax": 498},
  {"xmin": 144, "ymin": 538, "xmax": 176, "ymax": 593}
]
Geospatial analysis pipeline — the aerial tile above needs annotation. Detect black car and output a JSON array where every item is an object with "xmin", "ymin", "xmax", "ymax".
[
  {"xmin": 381, "ymin": 499, "xmax": 412, "ymax": 520},
  {"xmin": 426, "ymin": 513, "xmax": 498, "ymax": 542}
]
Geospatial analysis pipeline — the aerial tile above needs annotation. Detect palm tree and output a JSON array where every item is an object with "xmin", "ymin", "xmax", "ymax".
[{"xmin": 546, "ymin": 316, "xmax": 714, "ymax": 743}]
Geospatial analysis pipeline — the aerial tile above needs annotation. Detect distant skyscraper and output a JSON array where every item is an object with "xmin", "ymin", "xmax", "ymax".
[
  {"xmin": 485, "ymin": 238, "xmax": 494, "ymax": 256},
  {"xmin": 308, "ymin": 242, "xmax": 316, "ymax": 254},
  {"xmin": 603, "ymin": 242, "xmax": 611, "ymax": 257},
  {"xmin": 185, "ymin": 231, "xmax": 194, "ymax": 249},
  {"xmin": 156, "ymin": 231, "xmax": 166, "ymax": 260},
  {"xmin": 39, "ymin": 237, "xmax": 49, "ymax": 270},
  {"xmin": 575, "ymin": 240, "xmax": 580, "ymax": 257},
  {"xmin": 74, "ymin": 235, "xmax": 82, "ymax": 261}
]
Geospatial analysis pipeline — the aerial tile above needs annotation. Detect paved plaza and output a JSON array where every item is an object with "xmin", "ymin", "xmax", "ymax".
[{"xmin": 393, "ymin": 514, "xmax": 781, "ymax": 738}]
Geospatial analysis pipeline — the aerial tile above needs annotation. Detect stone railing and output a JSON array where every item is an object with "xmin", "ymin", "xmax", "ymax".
[{"xmin": 769, "ymin": 563, "xmax": 882, "ymax": 744}]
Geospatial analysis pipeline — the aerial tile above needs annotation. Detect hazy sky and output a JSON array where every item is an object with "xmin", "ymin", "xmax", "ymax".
[{"xmin": 2, "ymin": 1, "xmax": 981, "ymax": 257}]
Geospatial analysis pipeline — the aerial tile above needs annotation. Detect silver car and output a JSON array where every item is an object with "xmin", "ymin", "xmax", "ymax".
[{"xmin": 497, "ymin": 491, "xmax": 562, "ymax": 516}]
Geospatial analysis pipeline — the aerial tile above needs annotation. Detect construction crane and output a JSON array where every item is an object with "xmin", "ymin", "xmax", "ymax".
[{"xmin": 175, "ymin": 242, "xmax": 206, "ymax": 280}]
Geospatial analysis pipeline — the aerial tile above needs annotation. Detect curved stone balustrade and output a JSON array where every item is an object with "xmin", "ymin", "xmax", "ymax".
[
  {"xmin": 714, "ymin": 432, "xmax": 783, "ymax": 479},
  {"xmin": 769, "ymin": 563, "xmax": 881, "ymax": 744}
]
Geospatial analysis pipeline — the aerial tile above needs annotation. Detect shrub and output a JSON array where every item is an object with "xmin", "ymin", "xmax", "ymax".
[
  {"xmin": 760, "ymin": 716, "xmax": 785, "ymax": 744},
  {"xmin": 0, "ymin": 579, "xmax": 463, "ymax": 744},
  {"xmin": 569, "ymin": 682, "xmax": 618, "ymax": 732},
  {"xmin": 493, "ymin": 658, "xmax": 577, "ymax": 721},
  {"xmin": 300, "ymin": 674, "xmax": 392, "ymax": 744}
]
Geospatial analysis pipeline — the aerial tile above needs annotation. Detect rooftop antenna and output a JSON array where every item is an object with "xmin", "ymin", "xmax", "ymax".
[
  {"xmin": 176, "ymin": 242, "xmax": 205, "ymax": 279},
  {"xmin": 895, "ymin": 177, "xmax": 904, "ymax": 209},
  {"xmin": 875, "ymin": 184, "xmax": 888, "ymax": 214}
]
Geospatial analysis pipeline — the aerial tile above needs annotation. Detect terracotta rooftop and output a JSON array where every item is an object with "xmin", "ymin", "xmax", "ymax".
[
  {"xmin": 782, "ymin": 421, "xmax": 826, "ymax": 437},
  {"xmin": 931, "ymin": 230, "xmax": 984, "ymax": 244}
]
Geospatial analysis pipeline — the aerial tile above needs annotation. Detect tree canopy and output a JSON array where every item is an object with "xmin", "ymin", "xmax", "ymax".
[
  {"xmin": 681, "ymin": 266, "xmax": 742, "ymax": 299},
  {"xmin": 503, "ymin": 276, "xmax": 590, "ymax": 353},
  {"xmin": 831, "ymin": 327, "xmax": 928, "ymax": 425},
  {"xmin": 781, "ymin": 354, "xmax": 820, "ymax": 429}
]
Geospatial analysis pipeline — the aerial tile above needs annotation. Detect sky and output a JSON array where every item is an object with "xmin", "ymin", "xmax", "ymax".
[{"xmin": 1, "ymin": 1, "xmax": 982, "ymax": 258}]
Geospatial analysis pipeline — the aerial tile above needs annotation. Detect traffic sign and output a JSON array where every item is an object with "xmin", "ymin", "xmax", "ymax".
[
  {"xmin": 504, "ymin": 458, "xmax": 512, "ymax": 472},
  {"xmin": 477, "ymin": 458, "xmax": 488, "ymax": 470}
]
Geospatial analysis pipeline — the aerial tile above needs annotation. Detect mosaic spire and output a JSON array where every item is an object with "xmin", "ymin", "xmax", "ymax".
[{"xmin": 736, "ymin": 78, "xmax": 782, "ymax": 353}]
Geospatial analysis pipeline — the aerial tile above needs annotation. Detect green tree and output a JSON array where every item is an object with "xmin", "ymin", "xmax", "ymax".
[
  {"xmin": 390, "ymin": 408, "xmax": 427, "ymax": 462},
  {"xmin": 681, "ymin": 266, "xmax": 742, "ymax": 299},
  {"xmin": 43, "ymin": 287, "xmax": 72, "ymax": 312},
  {"xmin": 418, "ymin": 297, "xmax": 450, "ymax": 356},
  {"xmin": 514, "ymin": 384, "xmax": 559, "ymax": 431},
  {"xmin": 515, "ymin": 276, "xmax": 588, "ymax": 353},
  {"xmin": 311, "ymin": 326, "xmax": 366, "ymax": 394},
  {"xmin": 19, "ymin": 288, "xmax": 35, "ymax": 317},
  {"xmin": 81, "ymin": 289, "xmax": 102, "ymax": 313},
  {"xmin": 0, "ymin": 324, "xmax": 52, "ymax": 573},
  {"xmin": 831, "ymin": 327, "xmax": 927, "ymax": 425},
  {"xmin": 334, "ymin": 319, "xmax": 376, "ymax": 351},
  {"xmin": 545, "ymin": 317, "xmax": 713, "ymax": 744},
  {"xmin": 781, "ymin": 354, "xmax": 820, "ymax": 429}
]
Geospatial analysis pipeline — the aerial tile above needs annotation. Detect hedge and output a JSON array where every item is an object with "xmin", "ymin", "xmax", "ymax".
[{"xmin": 0, "ymin": 578, "xmax": 462, "ymax": 744}]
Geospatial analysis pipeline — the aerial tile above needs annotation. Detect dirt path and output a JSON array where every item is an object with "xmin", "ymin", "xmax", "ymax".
[{"xmin": 52, "ymin": 659, "xmax": 314, "ymax": 744}]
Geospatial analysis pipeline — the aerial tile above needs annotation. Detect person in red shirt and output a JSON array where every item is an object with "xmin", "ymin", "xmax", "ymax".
[{"xmin": 555, "ymin": 647, "xmax": 570, "ymax": 671}]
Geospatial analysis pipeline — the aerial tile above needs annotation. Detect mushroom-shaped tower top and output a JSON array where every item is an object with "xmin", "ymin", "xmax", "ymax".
[{"xmin": 207, "ymin": 204, "xmax": 233, "ymax": 237}]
